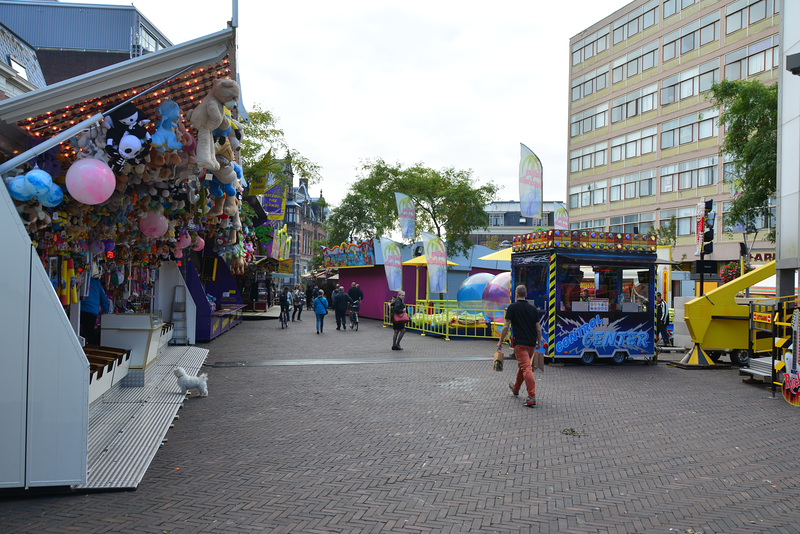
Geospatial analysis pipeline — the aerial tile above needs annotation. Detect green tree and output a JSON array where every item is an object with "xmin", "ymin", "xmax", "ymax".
[
  {"xmin": 239, "ymin": 103, "xmax": 322, "ymax": 187},
  {"xmin": 326, "ymin": 159, "xmax": 498, "ymax": 256},
  {"xmin": 653, "ymin": 215, "xmax": 677, "ymax": 247},
  {"xmin": 707, "ymin": 79, "xmax": 777, "ymax": 242}
]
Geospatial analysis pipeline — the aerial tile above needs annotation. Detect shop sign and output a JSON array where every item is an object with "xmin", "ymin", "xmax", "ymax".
[
  {"xmin": 750, "ymin": 251, "xmax": 775, "ymax": 263},
  {"xmin": 323, "ymin": 240, "xmax": 375, "ymax": 268},
  {"xmin": 278, "ymin": 259, "xmax": 293, "ymax": 274},
  {"xmin": 555, "ymin": 314, "xmax": 652, "ymax": 358},
  {"xmin": 753, "ymin": 312, "xmax": 772, "ymax": 324}
]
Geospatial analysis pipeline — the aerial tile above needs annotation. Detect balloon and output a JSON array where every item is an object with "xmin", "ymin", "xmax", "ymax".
[
  {"xmin": 192, "ymin": 236, "xmax": 205, "ymax": 251},
  {"xmin": 482, "ymin": 272, "xmax": 512, "ymax": 324},
  {"xmin": 138, "ymin": 211, "xmax": 168, "ymax": 238},
  {"xmin": 24, "ymin": 168, "xmax": 52, "ymax": 197},
  {"xmin": 175, "ymin": 233, "xmax": 192, "ymax": 249},
  {"xmin": 457, "ymin": 273, "xmax": 494, "ymax": 311},
  {"xmin": 65, "ymin": 158, "xmax": 115, "ymax": 205},
  {"xmin": 89, "ymin": 240, "xmax": 105, "ymax": 255},
  {"xmin": 40, "ymin": 182, "xmax": 63, "ymax": 207},
  {"xmin": 103, "ymin": 240, "xmax": 116, "ymax": 252},
  {"xmin": 7, "ymin": 175, "xmax": 34, "ymax": 201}
]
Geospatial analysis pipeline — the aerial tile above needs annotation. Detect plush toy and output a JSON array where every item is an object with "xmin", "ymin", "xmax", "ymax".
[
  {"xmin": 150, "ymin": 98, "xmax": 183, "ymax": 152},
  {"xmin": 187, "ymin": 78, "xmax": 240, "ymax": 171},
  {"xmin": 103, "ymin": 103, "xmax": 151, "ymax": 173}
]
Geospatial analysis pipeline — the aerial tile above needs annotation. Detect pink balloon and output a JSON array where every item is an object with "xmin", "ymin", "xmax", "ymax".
[
  {"xmin": 138, "ymin": 211, "xmax": 169, "ymax": 238},
  {"xmin": 65, "ymin": 158, "xmax": 115, "ymax": 205},
  {"xmin": 175, "ymin": 233, "xmax": 192, "ymax": 249},
  {"xmin": 174, "ymin": 249, "xmax": 183, "ymax": 258},
  {"xmin": 192, "ymin": 236, "xmax": 205, "ymax": 251}
]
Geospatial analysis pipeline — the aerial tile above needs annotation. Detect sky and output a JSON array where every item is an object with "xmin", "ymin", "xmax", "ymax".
[{"xmin": 85, "ymin": 0, "xmax": 632, "ymax": 207}]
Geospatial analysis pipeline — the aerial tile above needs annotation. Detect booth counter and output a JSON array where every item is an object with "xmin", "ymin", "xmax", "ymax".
[{"xmin": 101, "ymin": 312, "xmax": 171, "ymax": 387}]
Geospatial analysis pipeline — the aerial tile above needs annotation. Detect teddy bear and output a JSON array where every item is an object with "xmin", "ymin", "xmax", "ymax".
[
  {"xmin": 187, "ymin": 78, "xmax": 240, "ymax": 171},
  {"xmin": 103, "ymin": 103, "xmax": 151, "ymax": 173}
]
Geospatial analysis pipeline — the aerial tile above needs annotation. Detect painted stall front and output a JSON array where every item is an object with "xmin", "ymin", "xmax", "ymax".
[{"xmin": 512, "ymin": 230, "xmax": 658, "ymax": 364}]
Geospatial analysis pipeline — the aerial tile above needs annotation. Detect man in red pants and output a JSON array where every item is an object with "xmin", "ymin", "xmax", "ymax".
[{"xmin": 497, "ymin": 284, "xmax": 542, "ymax": 407}]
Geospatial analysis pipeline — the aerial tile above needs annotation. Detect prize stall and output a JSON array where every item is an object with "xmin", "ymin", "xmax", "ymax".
[
  {"xmin": 511, "ymin": 230, "xmax": 658, "ymax": 365},
  {"xmin": 186, "ymin": 251, "xmax": 245, "ymax": 341}
]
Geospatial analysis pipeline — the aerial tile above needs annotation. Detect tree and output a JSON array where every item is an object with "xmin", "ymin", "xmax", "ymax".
[
  {"xmin": 239, "ymin": 103, "xmax": 322, "ymax": 187},
  {"xmin": 707, "ymin": 79, "xmax": 777, "ymax": 242},
  {"xmin": 653, "ymin": 215, "xmax": 677, "ymax": 247},
  {"xmin": 326, "ymin": 159, "xmax": 498, "ymax": 256}
]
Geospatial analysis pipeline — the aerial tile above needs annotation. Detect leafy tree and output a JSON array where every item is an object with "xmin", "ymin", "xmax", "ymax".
[
  {"xmin": 653, "ymin": 215, "xmax": 677, "ymax": 247},
  {"xmin": 484, "ymin": 235, "xmax": 501, "ymax": 250},
  {"xmin": 239, "ymin": 103, "xmax": 322, "ymax": 187},
  {"xmin": 326, "ymin": 159, "xmax": 498, "ymax": 256},
  {"xmin": 707, "ymin": 79, "xmax": 777, "ymax": 242}
]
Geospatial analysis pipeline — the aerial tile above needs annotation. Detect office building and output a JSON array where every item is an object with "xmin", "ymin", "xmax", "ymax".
[{"xmin": 568, "ymin": 0, "xmax": 779, "ymax": 265}]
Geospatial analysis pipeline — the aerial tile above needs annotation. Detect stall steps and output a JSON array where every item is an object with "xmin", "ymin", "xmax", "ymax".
[{"xmin": 170, "ymin": 285, "xmax": 189, "ymax": 345}]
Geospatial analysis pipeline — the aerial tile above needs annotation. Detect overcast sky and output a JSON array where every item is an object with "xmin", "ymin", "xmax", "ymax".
[{"xmin": 88, "ymin": 0, "xmax": 631, "ymax": 207}]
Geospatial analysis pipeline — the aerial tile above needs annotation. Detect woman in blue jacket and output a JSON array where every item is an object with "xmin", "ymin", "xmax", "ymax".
[{"xmin": 313, "ymin": 292, "xmax": 329, "ymax": 334}]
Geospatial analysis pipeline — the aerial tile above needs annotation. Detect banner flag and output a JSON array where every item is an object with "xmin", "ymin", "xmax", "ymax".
[
  {"xmin": 553, "ymin": 202, "xmax": 569, "ymax": 230},
  {"xmin": 380, "ymin": 237, "xmax": 403, "ymax": 291},
  {"xmin": 395, "ymin": 192, "xmax": 416, "ymax": 239},
  {"xmin": 263, "ymin": 174, "xmax": 287, "ymax": 220},
  {"xmin": 421, "ymin": 231, "xmax": 448, "ymax": 294},
  {"xmin": 519, "ymin": 143, "xmax": 543, "ymax": 219}
]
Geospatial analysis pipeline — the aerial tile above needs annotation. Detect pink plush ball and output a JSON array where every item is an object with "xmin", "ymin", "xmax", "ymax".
[
  {"xmin": 174, "ymin": 249, "xmax": 183, "ymax": 259},
  {"xmin": 138, "ymin": 211, "xmax": 169, "ymax": 239},
  {"xmin": 65, "ymin": 158, "xmax": 115, "ymax": 205},
  {"xmin": 175, "ymin": 233, "xmax": 192, "ymax": 249},
  {"xmin": 192, "ymin": 236, "xmax": 205, "ymax": 251}
]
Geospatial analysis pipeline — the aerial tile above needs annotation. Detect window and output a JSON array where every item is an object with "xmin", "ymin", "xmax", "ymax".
[
  {"xmin": 661, "ymin": 60, "xmax": 720, "ymax": 106},
  {"xmin": 568, "ymin": 181, "xmax": 606, "ymax": 209},
  {"xmin": 700, "ymin": 20, "xmax": 720, "ymax": 46},
  {"xmin": 660, "ymin": 110, "xmax": 719, "ymax": 149},
  {"xmin": 662, "ymin": 20, "xmax": 701, "ymax": 62},
  {"xmin": 611, "ymin": 84, "xmax": 658, "ymax": 123},
  {"xmin": 570, "ymin": 67, "xmax": 609, "ymax": 101},
  {"xmin": 609, "ymin": 170, "xmax": 656, "ymax": 202},
  {"xmin": 570, "ymin": 104, "xmax": 609, "ymax": 137},
  {"xmin": 726, "ymin": 0, "xmax": 775, "ymax": 35},
  {"xmin": 660, "ymin": 156, "xmax": 718, "ymax": 194},
  {"xmin": 8, "ymin": 57, "xmax": 27, "ymax": 80},
  {"xmin": 611, "ymin": 40, "xmax": 659, "ymax": 86},
  {"xmin": 611, "ymin": 127, "xmax": 657, "ymax": 162},
  {"xmin": 660, "ymin": 206, "xmax": 699, "ymax": 236},
  {"xmin": 724, "ymin": 36, "xmax": 779, "ymax": 80},
  {"xmin": 572, "ymin": 29, "xmax": 610, "ymax": 66},
  {"xmin": 612, "ymin": 1, "xmax": 659, "ymax": 44},
  {"xmin": 664, "ymin": 0, "xmax": 696, "ymax": 19},
  {"xmin": 490, "ymin": 214, "xmax": 504, "ymax": 226},
  {"xmin": 609, "ymin": 212, "xmax": 655, "ymax": 234},
  {"xmin": 569, "ymin": 142, "xmax": 607, "ymax": 173}
]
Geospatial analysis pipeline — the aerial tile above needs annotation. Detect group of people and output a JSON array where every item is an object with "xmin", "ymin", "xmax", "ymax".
[{"xmin": 279, "ymin": 282, "xmax": 364, "ymax": 335}]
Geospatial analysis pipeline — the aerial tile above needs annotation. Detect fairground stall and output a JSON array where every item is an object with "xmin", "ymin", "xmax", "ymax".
[{"xmin": 511, "ymin": 230, "xmax": 658, "ymax": 364}]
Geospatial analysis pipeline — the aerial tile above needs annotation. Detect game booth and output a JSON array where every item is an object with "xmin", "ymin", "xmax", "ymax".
[{"xmin": 511, "ymin": 230, "xmax": 658, "ymax": 365}]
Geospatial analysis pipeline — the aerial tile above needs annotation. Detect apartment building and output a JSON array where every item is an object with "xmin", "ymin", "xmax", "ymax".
[{"xmin": 568, "ymin": 0, "xmax": 779, "ymax": 266}]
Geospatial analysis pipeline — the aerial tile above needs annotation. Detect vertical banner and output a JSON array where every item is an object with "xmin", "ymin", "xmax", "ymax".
[
  {"xmin": 395, "ymin": 192, "xmax": 416, "ymax": 239},
  {"xmin": 519, "ymin": 143, "xmax": 543, "ymax": 219},
  {"xmin": 695, "ymin": 199, "xmax": 705, "ymax": 256},
  {"xmin": 421, "ymin": 231, "xmax": 448, "ymax": 294},
  {"xmin": 553, "ymin": 202, "xmax": 569, "ymax": 230},
  {"xmin": 263, "ymin": 174, "xmax": 287, "ymax": 220},
  {"xmin": 380, "ymin": 237, "xmax": 403, "ymax": 291}
]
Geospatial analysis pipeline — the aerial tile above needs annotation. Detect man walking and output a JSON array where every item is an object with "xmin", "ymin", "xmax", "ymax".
[
  {"xmin": 333, "ymin": 285, "xmax": 352, "ymax": 331},
  {"xmin": 497, "ymin": 284, "xmax": 542, "ymax": 407},
  {"xmin": 655, "ymin": 292, "xmax": 671, "ymax": 346}
]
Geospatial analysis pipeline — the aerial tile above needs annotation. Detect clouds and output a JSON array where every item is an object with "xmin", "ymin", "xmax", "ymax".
[{"xmin": 91, "ymin": 0, "xmax": 628, "ymax": 204}]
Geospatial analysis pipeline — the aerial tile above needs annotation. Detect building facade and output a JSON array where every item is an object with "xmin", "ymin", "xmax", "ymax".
[
  {"xmin": 281, "ymin": 161, "xmax": 327, "ymax": 287},
  {"xmin": 568, "ymin": 0, "xmax": 779, "ymax": 266},
  {"xmin": 470, "ymin": 200, "xmax": 559, "ymax": 248}
]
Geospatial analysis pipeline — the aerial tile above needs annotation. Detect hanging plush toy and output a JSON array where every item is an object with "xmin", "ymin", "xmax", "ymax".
[
  {"xmin": 103, "ymin": 103, "xmax": 151, "ymax": 173},
  {"xmin": 150, "ymin": 98, "xmax": 183, "ymax": 152},
  {"xmin": 187, "ymin": 78, "xmax": 240, "ymax": 171}
]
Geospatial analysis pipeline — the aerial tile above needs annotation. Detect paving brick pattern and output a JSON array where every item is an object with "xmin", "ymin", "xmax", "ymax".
[{"xmin": 3, "ymin": 317, "xmax": 800, "ymax": 533}]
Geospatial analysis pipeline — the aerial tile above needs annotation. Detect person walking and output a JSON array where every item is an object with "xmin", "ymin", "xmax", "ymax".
[
  {"xmin": 279, "ymin": 286, "xmax": 292, "ymax": 326},
  {"xmin": 313, "ymin": 291, "xmax": 329, "ymax": 334},
  {"xmin": 80, "ymin": 268, "xmax": 110, "ymax": 346},
  {"xmin": 655, "ymin": 292, "xmax": 671, "ymax": 346},
  {"xmin": 497, "ymin": 284, "xmax": 542, "ymax": 407},
  {"xmin": 306, "ymin": 284, "xmax": 314, "ymax": 309},
  {"xmin": 292, "ymin": 285, "xmax": 304, "ymax": 322},
  {"xmin": 333, "ymin": 285, "xmax": 352, "ymax": 331},
  {"xmin": 391, "ymin": 290, "xmax": 408, "ymax": 350}
]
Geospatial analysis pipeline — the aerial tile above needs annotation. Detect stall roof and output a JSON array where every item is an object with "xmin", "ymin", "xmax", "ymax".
[{"xmin": 0, "ymin": 27, "xmax": 234, "ymax": 125}]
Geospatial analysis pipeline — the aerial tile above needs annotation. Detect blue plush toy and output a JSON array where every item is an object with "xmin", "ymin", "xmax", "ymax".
[
  {"xmin": 150, "ymin": 98, "xmax": 183, "ymax": 152},
  {"xmin": 203, "ymin": 172, "xmax": 236, "ymax": 198}
]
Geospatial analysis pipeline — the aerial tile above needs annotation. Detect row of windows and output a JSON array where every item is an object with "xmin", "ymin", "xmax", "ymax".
[
  {"xmin": 660, "ymin": 109, "xmax": 719, "ymax": 149},
  {"xmin": 572, "ymin": 0, "xmax": 779, "ymax": 72},
  {"xmin": 611, "ymin": 84, "xmax": 658, "ymax": 124},
  {"xmin": 569, "ymin": 143, "xmax": 608, "ymax": 173},
  {"xmin": 568, "ymin": 156, "xmax": 720, "ymax": 209},
  {"xmin": 611, "ymin": 41, "xmax": 659, "ymax": 85},
  {"xmin": 571, "ymin": 67, "xmax": 608, "ymax": 102},
  {"xmin": 570, "ymin": 104, "xmax": 609, "ymax": 137},
  {"xmin": 610, "ymin": 126, "xmax": 657, "ymax": 162},
  {"xmin": 661, "ymin": 59, "xmax": 719, "ymax": 106},
  {"xmin": 725, "ymin": 36, "xmax": 780, "ymax": 80}
]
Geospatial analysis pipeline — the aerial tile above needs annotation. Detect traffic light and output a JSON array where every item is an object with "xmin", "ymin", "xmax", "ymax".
[{"xmin": 702, "ymin": 199, "xmax": 714, "ymax": 255}]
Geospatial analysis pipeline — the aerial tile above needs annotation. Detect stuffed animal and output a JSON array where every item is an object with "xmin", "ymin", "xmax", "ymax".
[
  {"xmin": 150, "ymin": 98, "xmax": 183, "ymax": 152},
  {"xmin": 187, "ymin": 78, "xmax": 240, "ymax": 171},
  {"xmin": 104, "ymin": 103, "xmax": 151, "ymax": 173}
]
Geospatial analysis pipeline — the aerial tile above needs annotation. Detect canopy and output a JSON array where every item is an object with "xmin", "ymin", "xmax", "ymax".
[
  {"xmin": 478, "ymin": 248, "xmax": 512, "ymax": 261},
  {"xmin": 402, "ymin": 255, "xmax": 458, "ymax": 267}
]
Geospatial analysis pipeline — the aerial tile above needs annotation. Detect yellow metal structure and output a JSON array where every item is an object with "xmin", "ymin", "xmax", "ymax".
[
  {"xmin": 683, "ymin": 260, "xmax": 776, "ymax": 365},
  {"xmin": 382, "ymin": 300, "xmax": 500, "ymax": 341}
]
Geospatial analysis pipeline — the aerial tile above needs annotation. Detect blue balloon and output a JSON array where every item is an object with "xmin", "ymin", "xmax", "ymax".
[
  {"xmin": 24, "ymin": 168, "xmax": 52, "ymax": 197},
  {"xmin": 40, "ymin": 182, "xmax": 63, "ymax": 207},
  {"xmin": 8, "ymin": 175, "xmax": 34, "ymax": 201}
]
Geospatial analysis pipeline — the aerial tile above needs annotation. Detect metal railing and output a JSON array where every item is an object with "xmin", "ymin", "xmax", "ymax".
[{"xmin": 383, "ymin": 299, "xmax": 501, "ymax": 340}]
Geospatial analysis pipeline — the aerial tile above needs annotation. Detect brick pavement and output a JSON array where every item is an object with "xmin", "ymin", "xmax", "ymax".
[{"xmin": 2, "ymin": 316, "xmax": 800, "ymax": 533}]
